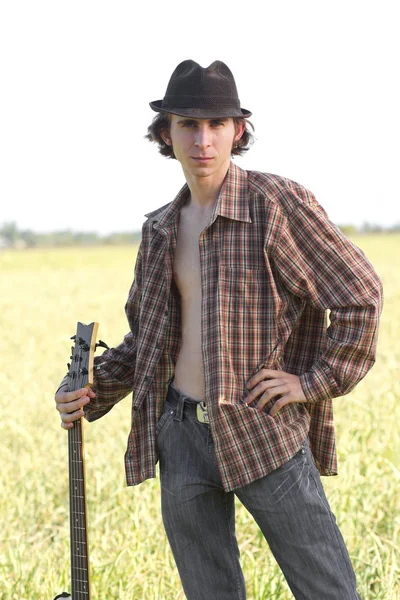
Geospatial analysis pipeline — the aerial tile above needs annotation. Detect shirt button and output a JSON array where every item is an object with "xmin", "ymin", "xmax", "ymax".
[{"xmin": 164, "ymin": 310, "xmax": 168, "ymax": 316}]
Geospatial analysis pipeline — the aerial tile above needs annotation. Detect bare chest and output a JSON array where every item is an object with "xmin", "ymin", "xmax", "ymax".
[{"xmin": 173, "ymin": 210, "xmax": 211, "ymax": 294}]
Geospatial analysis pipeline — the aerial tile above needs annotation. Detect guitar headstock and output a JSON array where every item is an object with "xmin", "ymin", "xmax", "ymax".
[{"xmin": 67, "ymin": 322, "xmax": 99, "ymax": 393}]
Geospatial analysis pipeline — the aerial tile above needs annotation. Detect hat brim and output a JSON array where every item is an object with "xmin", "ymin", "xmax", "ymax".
[{"xmin": 149, "ymin": 100, "xmax": 252, "ymax": 119}]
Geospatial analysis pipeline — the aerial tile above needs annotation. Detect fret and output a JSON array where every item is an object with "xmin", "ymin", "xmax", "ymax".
[{"xmin": 71, "ymin": 540, "xmax": 87, "ymax": 547}]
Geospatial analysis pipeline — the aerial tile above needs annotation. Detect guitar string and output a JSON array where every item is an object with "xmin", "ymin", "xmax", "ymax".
[
  {"xmin": 74, "ymin": 342, "xmax": 79, "ymax": 599},
  {"xmin": 72, "ymin": 339, "xmax": 87, "ymax": 599},
  {"xmin": 70, "ymin": 342, "xmax": 75, "ymax": 598},
  {"xmin": 77, "ymin": 341, "xmax": 85, "ymax": 599},
  {"xmin": 78, "ymin": 341, "xmax": 87, "ymax": 599},
  {"xmin": 72, "ymin": 342, "xmax": 79, "ymax": 599}
]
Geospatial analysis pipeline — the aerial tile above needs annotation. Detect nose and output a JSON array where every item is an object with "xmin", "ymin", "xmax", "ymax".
[{"xmin": 194, "ymin": 124, "xmax": 211, "ymax": 148}]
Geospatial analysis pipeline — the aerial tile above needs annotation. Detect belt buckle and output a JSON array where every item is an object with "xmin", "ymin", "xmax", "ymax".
[{"xmin": 196, "ymin": 401, "xmax": 209, "ymax": 423}]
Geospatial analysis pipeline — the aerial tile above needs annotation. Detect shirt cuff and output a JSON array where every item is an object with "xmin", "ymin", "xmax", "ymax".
[
  {"xmin": 300, "ymin": 363, "xmax": 341, "ymax": 403},
  {"xmin": 56, "ymin": 375, "xmax": 70, "ymax": 394}
]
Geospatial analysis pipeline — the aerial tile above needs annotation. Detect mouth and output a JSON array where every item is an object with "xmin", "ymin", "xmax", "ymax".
[{"xmin": 191, "ymin": 157, "xmax": 214, "ymax": 162}]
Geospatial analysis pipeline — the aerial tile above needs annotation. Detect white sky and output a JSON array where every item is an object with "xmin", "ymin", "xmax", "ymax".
[{"xmin": 1, "ymin": 0, "xmax": 399, "ymax": 233}]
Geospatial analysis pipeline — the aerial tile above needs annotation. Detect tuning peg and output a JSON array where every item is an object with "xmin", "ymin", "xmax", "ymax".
[
  {"xmin": 71, "ymin": 335, "xmax": 76, "ymax": 341},
  {"xmin": 96, "ymin": 339, "xmax": 110, "ymax": 350},
  {"xmin": 79, "ymin": 368, "xmax": 88, "ymax": 375},
  {"xmin": 77, "ymin": 337, "xmax": 90, "ymax": 351},
  {"xmin": 67, "ymin": 362, "xmax": 71, "ymax": 370}
]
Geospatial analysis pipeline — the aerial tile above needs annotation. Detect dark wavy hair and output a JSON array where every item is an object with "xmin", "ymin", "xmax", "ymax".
[{"xmin": 145, "ymin": 112, "xmax": 255, "ymax": 159}]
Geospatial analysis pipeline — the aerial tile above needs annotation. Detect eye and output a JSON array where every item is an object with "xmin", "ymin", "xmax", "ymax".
[
  {"xmin": 180, "ymin": 120, "xmax": 198, "ymax": 128},
  {"xmin": 210, "ymin": 120, "xmax": 226, "ymax": 127}
]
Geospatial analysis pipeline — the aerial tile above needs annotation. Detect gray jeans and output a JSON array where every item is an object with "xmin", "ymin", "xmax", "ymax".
[{"xmin": 156, "ymin": 387, "xmax": 360, "ymax": 600}]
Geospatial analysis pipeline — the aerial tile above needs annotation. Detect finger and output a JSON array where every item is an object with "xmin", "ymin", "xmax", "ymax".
[
  {"xmin": 56, "ymin": 394, "xmax": 91, "ymax": 414},
  {"xmin": 256, "ymin": 384, "xmax": 288, "ymax": 411},
  {"xmin": 55, "ymin": 387, "xmax": 88, "ymax": 404},
  {"xmin": 245, "ymin": 378, "xmax": 284, "ymax": 404},
  {"xmin": 60, "ymin": 408, "xmax": 85, "ymax": 424},
  {"xmin": 246, "ymin": 369, "xmax": 284, "ymax": 390},
  {"xmin": 270, "ymin": 395, "xmax": 297, "ymax": 417}
]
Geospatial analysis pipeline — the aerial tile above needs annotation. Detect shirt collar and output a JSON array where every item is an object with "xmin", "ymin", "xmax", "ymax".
[
  {"xmin": 145, "ymin": 162, "xmax": 251, "ymax": 232},
  {"xmin": 213, "ymin": 162, "xmax": 251, "ymax": 224}
]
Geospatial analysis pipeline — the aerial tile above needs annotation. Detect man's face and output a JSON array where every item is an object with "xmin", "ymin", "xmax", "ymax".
[{"xmin": 164, "ymin": 115, "xmax": 244, "ymax": 180}]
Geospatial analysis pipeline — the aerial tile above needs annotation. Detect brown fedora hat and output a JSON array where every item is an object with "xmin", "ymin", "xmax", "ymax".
[{"xmin": 150, "ymin": 60, "xmax": 252, "ymax": 119}]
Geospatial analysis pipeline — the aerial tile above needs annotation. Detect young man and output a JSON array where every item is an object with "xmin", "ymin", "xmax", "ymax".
[{"xmin": 55, "ymin": 60, "xmax": 382, "ymax": 599}]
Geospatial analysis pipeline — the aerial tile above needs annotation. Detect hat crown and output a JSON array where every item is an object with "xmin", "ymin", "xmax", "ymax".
[{"xmin": 165, "ymin": 60, "xmax": 239, "ymax": 101}]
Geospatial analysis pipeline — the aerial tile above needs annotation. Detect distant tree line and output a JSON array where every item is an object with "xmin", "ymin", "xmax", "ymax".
[
  {"xmin": 338, "ymin": 223, "xmax": 400, "ymax": 236},
  {"xmin": 1, "ymin": 221, "xmax": 399, "ymax": 250},
  {"xmin": 0, "ymin": 222, "xmax": 142, "ymax": 249}
]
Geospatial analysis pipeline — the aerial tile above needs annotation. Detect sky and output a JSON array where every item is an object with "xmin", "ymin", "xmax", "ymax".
[{"xmin": 1, "ymin": 0, "xmax": 399, "ymax": 234}]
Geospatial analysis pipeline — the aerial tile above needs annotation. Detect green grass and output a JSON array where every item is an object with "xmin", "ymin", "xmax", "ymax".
[{"xmin": 1, "ymin": 236, "xmax": 399, "ymax": 599}]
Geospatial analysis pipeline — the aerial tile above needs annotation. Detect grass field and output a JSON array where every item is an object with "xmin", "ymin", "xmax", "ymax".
[{"xmin": 1, "ymin": 235, "xmax": 399, "ymax": 599}]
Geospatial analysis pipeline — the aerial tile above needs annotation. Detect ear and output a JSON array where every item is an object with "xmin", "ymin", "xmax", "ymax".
[
  {"xmin": 234, "ymin": 120, "xmax": 246, "ymax": 144},
  {"xmin": 160, "ymin": 129, "xmax": 172, "ymax": 146}
]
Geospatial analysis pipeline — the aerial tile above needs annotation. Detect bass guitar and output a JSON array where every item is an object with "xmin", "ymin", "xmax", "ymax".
[{"xmin": 54, "ymin": 322, "xmax": 108, "ymax": 600}]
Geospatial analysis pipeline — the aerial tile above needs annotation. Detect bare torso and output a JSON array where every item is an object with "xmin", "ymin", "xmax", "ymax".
[{"xmin": 172, "ymin": 201, "xmax": 214, "ymax": 400}]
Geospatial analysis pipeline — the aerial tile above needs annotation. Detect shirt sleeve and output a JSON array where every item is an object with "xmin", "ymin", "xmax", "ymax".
[
  {"xmin": 83, "ymin": 243, "xmax": 144, "ymax": 422},
  {"xmin": 272, "ymin": 186, "xmax": 383, "ymax": 403}
]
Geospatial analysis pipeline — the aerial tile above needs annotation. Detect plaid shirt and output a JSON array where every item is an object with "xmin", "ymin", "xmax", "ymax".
[{"xmin": 84, "ymin": 163, "xmax": 382, "ymax": 492}]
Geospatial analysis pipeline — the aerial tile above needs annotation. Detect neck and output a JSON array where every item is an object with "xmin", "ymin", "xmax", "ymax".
[{"xmin": 182, "ymin": 160, "xmax": 231, "ymax": 208}]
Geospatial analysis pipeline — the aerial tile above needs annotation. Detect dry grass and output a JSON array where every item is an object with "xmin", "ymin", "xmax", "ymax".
[{"xmin": 1, "ymin": 236, "xmax": 399, "ymax": 599}]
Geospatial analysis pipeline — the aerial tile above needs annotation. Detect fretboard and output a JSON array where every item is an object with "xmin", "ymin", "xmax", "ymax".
[{"xmin": 68, "ymin": 417, "xmax": 90, "ymax": 599}]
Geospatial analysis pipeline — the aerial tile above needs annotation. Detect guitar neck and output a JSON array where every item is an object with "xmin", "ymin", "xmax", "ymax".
[
  {"xmin": 59, "ymin": 321, "xmax": 99, "ymax": 600},
  {"xmin": 68, "ymin": 416, "xmax": 91, "ymax": 599}
]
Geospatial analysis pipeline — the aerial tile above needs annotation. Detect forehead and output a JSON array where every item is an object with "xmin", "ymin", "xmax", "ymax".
[{"xmin": 170, "ymin": 115, "xmax": 233, "ymax": 125}]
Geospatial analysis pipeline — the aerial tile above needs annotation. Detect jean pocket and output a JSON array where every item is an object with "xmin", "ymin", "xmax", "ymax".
[
  {"xmin": 268, "ymin": 443, "xmax": 308, "ymax": 478},
  {"xmin": 156, "ymin": 404, "xmax": 175, "ymax": 444}
]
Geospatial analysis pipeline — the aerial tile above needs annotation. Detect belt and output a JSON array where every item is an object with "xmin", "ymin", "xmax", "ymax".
[{"xmin": 166, "ymin": 385, "xmax": 209, "ymax": 424}]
